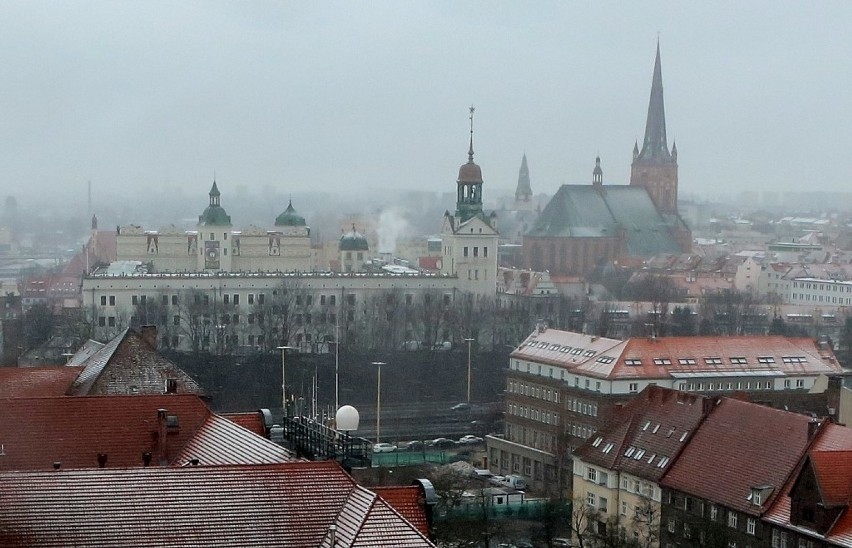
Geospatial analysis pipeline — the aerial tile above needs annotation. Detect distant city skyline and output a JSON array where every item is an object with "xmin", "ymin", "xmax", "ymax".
[{"xmin": 1, "ymin": 2, "xmax": 850, "ymax": 207}]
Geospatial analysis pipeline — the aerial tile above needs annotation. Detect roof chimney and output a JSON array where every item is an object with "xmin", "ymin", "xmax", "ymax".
[
  {"xmin": 141, "ymin": 325, "xmax": 158, "ymax": 349},
  {"xmin": 808, "ymin": 418, "xmax": 821, "ymax": 441},
  {"xmin": 157, "ymin": 408, "xmax": 168, "ymax": 465},
  {"xmin": 97, "ymin": 453, "xmax": 108, "ymax": 468},
  {"xmin": 329, "ymin": 524, "xmax": 337, "ymax": 547},
  {"xmin": 142, "ymin": 451, "xmax": 152, "ymax": 466},
  {"xmin": 53, "ymin": 461, "xmax": 61, "ymax": 470}
]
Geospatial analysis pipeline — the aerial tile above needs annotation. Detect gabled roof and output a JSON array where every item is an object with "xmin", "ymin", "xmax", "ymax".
[
  {"xmin": 661, "ymin": 398, "xmax": 815, "ymax": 516},
  {"xmin": 763, "ymin": 423, "xmax": 852, "ymax": 545},
  {"xmin": 67, "ymin": 328, "xmax": 203, "ymax": 396},
  {"xmin": 0, "ymin": 462, "xmax": 435, "ymax": 547},
  {"xmin": 573, "ymin": 386, "xmax": 711, "ymax": 482},
  {"xmin": 0, "ymin": 366, "xmax": 82, "ymax": 398},
  {"xmin": 0, "ymin": 394, "xmax": 290, "ymax": 471},
  {"xmin": 810, "ymin": 450, "xmax": 852, "ymax": 508}
]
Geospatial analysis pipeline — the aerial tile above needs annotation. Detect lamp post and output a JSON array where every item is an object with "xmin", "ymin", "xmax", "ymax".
[
  {"xmin": 464, "ymin": 338, "xmax": 475, "ymax": 403},
  {"xmin": 372, "ymin": 361, "xmax": 386, "ymax": 443},
  {"xmin": 277, "ymin": 346, "xmax": 295, "ymax": 417}
]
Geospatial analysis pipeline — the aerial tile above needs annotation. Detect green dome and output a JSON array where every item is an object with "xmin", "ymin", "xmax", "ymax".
[
  {"xmin": 275, "ymin": 200, "xmax": 306, "ymax": 227},
  {"xmin": 340, "ymin": 226, "xmax": 369, "ymax": 251}
]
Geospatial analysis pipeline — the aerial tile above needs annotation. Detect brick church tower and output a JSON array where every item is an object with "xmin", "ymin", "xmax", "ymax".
[{"xmin": 630, "ymin": 41, "xmax": 679, "ymax": 215}]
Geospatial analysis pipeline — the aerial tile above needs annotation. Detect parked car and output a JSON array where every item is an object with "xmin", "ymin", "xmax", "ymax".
[
  {"xmin": 406, "ymin": 440, "xmax": 425, "ymax": 452},
  {"xmin": 551, "ymin": 538, "xmax": 573, "ymax": 547},
  {"xmin": 427, "ymin": 437, "xmax": 456, "ymax": 449},
  {"xmin": 451, "ymin": 402, "xmax": 471, "ymax": 411},
  {"xmin": 494, "ymin": 474, "xmax": 526, "ymax": 490},
  {"xmin": 459, "ymin": 435, "xmax": 483, "ymax": 445},
  {"xmin": 372, "ymin": 443, "xmax": 396, "ymax": 453},
  {"xmin": 470, "ymin": 469, "xmax": 493, "ymax": 481}
]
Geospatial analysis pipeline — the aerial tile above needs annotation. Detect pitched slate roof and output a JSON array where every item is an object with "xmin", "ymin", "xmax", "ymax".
[
  {"xmin": 0, "ymin": 366, "xmax": 82, "ymax": 398},
  {"xmin": 67, "ymin": 328, "xmax": 203, "ymax": 396},
  {"xmin": 0, "ymin": 394, "xmax": 290, "ymax": 471},
  {"xmin": 0, "ymin": 462, "xmax": 435, "ymax": 547},
  {"xmin": 526, "ymin": 185, "xmax": 681, "ymax": 257},
  {"xmin": 661, "ymin": 398, "xmax": 815, "ymax": 516},
  {"xmin": 573, "ymin": 386, "xmax": 711, "ymax": 482}
]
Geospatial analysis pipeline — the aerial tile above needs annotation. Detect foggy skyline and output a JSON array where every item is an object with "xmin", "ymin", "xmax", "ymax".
[{"xmin": 1, "ymin": 2, "xmax": 850, "ymax": 207}]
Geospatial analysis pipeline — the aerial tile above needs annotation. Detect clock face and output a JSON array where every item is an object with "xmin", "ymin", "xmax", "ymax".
[{"xmin": 204, "ymin": 241, "xmax": 221, "ymax": 269}]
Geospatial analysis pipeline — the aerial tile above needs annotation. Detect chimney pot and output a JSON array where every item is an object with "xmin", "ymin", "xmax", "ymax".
[
  {"xmin": 53, "ymin": 461, "xmax": 61, "ymax": 470},
  {"xmin": 142, "ymin": 451, "xmax": 152, "ymax": 466},
  {"xmin": 97, "ymin": 453, "xmax": 108, "ymax": 468}
]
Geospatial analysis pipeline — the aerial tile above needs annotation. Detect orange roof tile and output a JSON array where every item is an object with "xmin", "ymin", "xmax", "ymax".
[
  {"xmin": 0, "ymin": 367, "xmax": 82, "ymax": 398},
  {"xmin": 373, "ymin": 486, "xmax": 430, "ymax": 537}
]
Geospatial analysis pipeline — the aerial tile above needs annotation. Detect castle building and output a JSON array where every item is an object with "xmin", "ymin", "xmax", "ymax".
[
  {"xmin": 522, "ymin": 44, "xmax": 691, "ymax": 277},
  {"xmin": 116, "ymin": 182, "xmax": 312, "ymax": 273},
  {"xmin": 440, "ymin": 107, "xmax": 499, "ymax": 295}
]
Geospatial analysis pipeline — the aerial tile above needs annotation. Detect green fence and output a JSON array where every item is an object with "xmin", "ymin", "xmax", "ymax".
[
  {"xmin": 371, "ymin": 450, "xmax": 457, "ymax": 467},
  {"xmin": 437, "ymin": 499, "xmax": 568, "ymax": 521}
]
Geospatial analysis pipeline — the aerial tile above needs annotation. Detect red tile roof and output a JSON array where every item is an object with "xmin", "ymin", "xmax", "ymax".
[
  {"xmin": 810, "ymin": 450, "xmax": 852, "ymax": 508},
  {"xmin": 0, "ymin": 394, "xmax": 290, "ymax": 471},
  {"xmin": 661, "ymin": 397, "xmax": 814, "ymax": 516},
  {"xmin": 763, "ymin": 423, "xmax": 852, "ymax": 545},
  {"xmin": 0, "ymin": 462, "xmax": 434, "ymax": 547},
  {"xmin": 512, "ymin": 329, "xmax": 843, "ymax": 381},
  {"xmin": 573, "ymin": 386, "xmax": 712, "ymax": 481},
  {"xmin": 373, "ymin": 486, "xmax": 431, "ymax": 537},
  {"xmin": 0, "ymin": 366, "xmax": 82, "ymax": 398},
  {"xmin": 221, "ymin": 411, "xmax": 266, "ymax": 436}
]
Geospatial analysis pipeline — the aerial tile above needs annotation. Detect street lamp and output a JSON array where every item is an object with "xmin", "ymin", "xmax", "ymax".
[
  {"xmin": 464, "ymin": 338, "xmax": 475, "ymax": 403},
  {"xmin": 277, "ymin": 346, "xmax": 295, "ymax": 417},
  {"xmin": 371, "ymin": 361, "xmax": 387, "ymax": 444}
]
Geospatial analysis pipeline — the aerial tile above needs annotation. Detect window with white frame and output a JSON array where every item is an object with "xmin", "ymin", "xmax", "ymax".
[{"xmin": 728, "ymin": 511, "xmax": 738, "ymax": 528}]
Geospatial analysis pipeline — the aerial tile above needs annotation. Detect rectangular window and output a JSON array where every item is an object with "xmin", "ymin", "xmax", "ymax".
[
  {"xmin": 258, "ymin": 294, "xmax": 265, "ymax": 304},
  {"xmin": 728, "ymin": 511, "xmax": 738, "ymax": 528},
  {"xmin": 132, "ymin": 295, "xmax": 138, "ymax": 305},
  {"xmin": 747, "ymin": 517, "xmax": 756, "ymax": 535},
  {"xmin": 463, "ymin": 246, "xmax": 469, "ymax": 257},
  {"xmin": 248, "ymin": 294, "xmax": 254, "ymax": 305},
  {"xmin": 224, "ymin": 294, "xmax": 230, "ymax": 304},
  {"xmin": 108, "ymin": 316, "xmax": 116, "ymax": 327},
  {"xmin": 586, "ymin": 492, "xmax": 596, "ymax": 507},
  {"xmin": 100, "ymin": 296, "xmax": 107, "ymax": 306},
  {"xmin": 484, "ymin": 247, "xmax": 488, "ymax": 257},
  {"xmin": 233, "ymin": 294, "xmax": 240, "ymax": 305},
  {"xmin": 629, "ymin": 382, "xmax": 639, "ymax": 393},
  {"xmin": 473, "ymin": 246, "xmax": 479, "ymax": 257}
]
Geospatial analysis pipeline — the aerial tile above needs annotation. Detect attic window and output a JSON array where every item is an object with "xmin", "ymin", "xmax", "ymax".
[
  {"xmin": 596, "ymin": 356, "xmax": 615, "ymax": 364},
  {"xmin": 652, "ymin": 424, "xmax": 660, "ymax": 434},
  {"xmin": 624, "ymin": 446, "xmax": 636, "ymax": 458},
  {"xmin": 704, "ymin": 357, "xmax": 723, "ymax": 365},
  {"xmin": 653, "ymin": 358, "xmax": 672, "ymax": 365},
  {"xmin": 583, "ymin": 350, "xmax": 596, "ymax": 357},
  {"xmin": 602, "ymin": 442, "xmax": 614, "ymax": 454},
  {"xmin": 657, "ymin": 457, "xmax": 670, "ymax": 468},
  {"xmin": 647, "ymin": 453, "xmax": 656, "ymax": 464},
  {"xmin": 757, "ymin": 356, "xmax": 776, "ymax": 364},
  {"xmin": 642, "ymin": 421, "xmax": 651, "ymax": 431},
  {"xmin": 592, "ymin": 436, "xmax": 603, "ymax": 447},
  {"xmin": 730, "ymin": 357, "xmax": 748, "ymax": 365},
  {"xmin": 679, "ymin": 358, "xmax": 696, "ymax": 365},
  {"xmin": 165, "ymin": 378, "xmax": 177, "ymax": 393},
  {"xmin": 679, "ymin": 431, "xmax": 689, "ymax": 442},
  {"xmin": 634, "ymin": 449, "xmax": 646, "ymax": 460},
  {"xmin": 570, "ymin": 348, "xmax": 584, "ymax": 355},
  {"xmin": 625, "ymin": 359, "xmax": 643, "ymax": 366},
  {"xmin": 782, "ymin": 356, "xmax": 808, "ymax": 364},
  {"xmin": 666, "ymin": 427, "xmax": 676, "ymax": 438},
  {"xmin": 561, "ymin": 346, "xmax": 573, "ymax": 353}
]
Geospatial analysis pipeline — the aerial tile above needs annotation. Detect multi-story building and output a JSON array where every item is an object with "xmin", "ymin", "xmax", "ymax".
[
  {"xmin": 572, "ymin": 386, "xmax": 713, "ymax": 546},
  {"xmin": 790, "ymin": 277, "xmax": 852, "ymax": 307},
  {"xmin": 486, "ymin": 327, "xmax": 844, "ymax": 492}
]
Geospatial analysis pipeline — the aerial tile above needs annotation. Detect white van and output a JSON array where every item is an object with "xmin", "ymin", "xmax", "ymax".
[{"xmin": 498, "ymin": 474, "xmax": 527, "ymax": 490}]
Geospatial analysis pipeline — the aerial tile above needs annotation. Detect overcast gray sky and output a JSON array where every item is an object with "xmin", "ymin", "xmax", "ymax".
[{"xmin": 1, "ymin": 1, "xmax": 850, "ymax": 206}]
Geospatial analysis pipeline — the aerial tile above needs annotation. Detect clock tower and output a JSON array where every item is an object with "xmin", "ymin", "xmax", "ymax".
[{"xmin": 197, "ymin": 181, "xmax": 233, "ymax": 272}]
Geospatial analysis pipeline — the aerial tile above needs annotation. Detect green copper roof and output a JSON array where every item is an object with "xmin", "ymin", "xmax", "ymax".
[
  {"xmin": 527, "ymin": 185, "xmax": 681, "ymax": 257},
  {"xmin": 274, "ymin": 200, "xmax": 306, "ymax": 227},
  {"xmin": 198, "ymin": 182, "xmax": 231, "ymax": 226},
  {"xmin": 339, "ymin": 227, "xmax": 369, "ymax": 251}
]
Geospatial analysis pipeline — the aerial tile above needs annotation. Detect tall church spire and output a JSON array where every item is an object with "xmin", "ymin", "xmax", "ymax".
[
  {"xmin": 515, "ymin": 153, "xmax": 532, "ymax": 202},
  {"xmin": 637, "ymin": 40, "xmax": 673, "ymax": 163},
  {"xmin": 456, "ymin": 105, "xmax": 484, "ymax": 223}
]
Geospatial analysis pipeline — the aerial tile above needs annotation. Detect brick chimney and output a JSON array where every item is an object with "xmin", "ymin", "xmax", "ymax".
[
  {"xmin": 141, "ymin": 325, "xmax": 158, "ymax": 349},
  {"xmin": 157, "ymin": 408, "xmax": 168, "ymax": 465}
]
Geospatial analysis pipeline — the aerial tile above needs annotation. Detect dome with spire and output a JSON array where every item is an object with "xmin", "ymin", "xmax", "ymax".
[
  {"xmin": 339, "ymin": 225, "xmax": 369, "ymax": 252},
  {"xmin": 198, "ymin": 181, "xmax": 232, "ymax": 226},
  {"xmin": 274, "ymin": 200, "xmax": 307, "ymax": 227}
]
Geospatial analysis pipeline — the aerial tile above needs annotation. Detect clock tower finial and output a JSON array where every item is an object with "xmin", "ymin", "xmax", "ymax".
[{"xmin": 468, "ymin": 105, "xmax": 475, "ymax": 163}]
